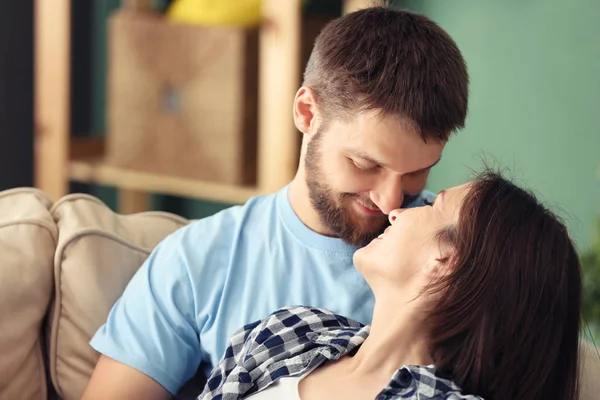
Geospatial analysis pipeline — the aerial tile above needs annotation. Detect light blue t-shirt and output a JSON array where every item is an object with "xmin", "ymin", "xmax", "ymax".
[{"xmin": 90, "ymin": 185, "xmax": 433, "ymax": 395}]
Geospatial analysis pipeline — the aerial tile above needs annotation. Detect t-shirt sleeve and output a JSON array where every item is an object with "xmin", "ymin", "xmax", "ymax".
[{"xmin": 89, "ymin": 227, "xmax": 203, "ymax": 395}]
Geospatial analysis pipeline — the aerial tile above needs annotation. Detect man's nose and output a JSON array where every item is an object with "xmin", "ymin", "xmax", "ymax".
[{"xmin": 371, "ymin": 179, "xmax": 403, "ymax": 215}]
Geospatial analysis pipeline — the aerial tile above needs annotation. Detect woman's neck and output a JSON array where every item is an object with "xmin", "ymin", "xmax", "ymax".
[{"xmin": 341, "ymin": 300, "xmax": 433, "ymax": 379}]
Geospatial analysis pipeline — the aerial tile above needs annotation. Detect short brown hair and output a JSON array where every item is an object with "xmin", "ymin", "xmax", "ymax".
[{"xmin": 303, "ymin": 6, "xmax": 469, "ymax": 141}]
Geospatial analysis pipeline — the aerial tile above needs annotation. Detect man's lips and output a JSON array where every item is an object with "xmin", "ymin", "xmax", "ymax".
[{"xmin": 355, "ymin": 200, "xmax": 383, "ymax": 216}]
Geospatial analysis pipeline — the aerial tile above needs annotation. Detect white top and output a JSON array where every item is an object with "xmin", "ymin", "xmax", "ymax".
[{"xmin": 245, "ymin": 369, "xmax": 313, "ymax": 400}]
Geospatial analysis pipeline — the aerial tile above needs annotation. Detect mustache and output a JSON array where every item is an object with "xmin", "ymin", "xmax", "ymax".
[
  {"xmin": 342, "ymin": 193, "xmax": 379, "ymax": 211},
  {"xmin": 341, "ymin": 192, "xmax": 422, "ymax": 209}
]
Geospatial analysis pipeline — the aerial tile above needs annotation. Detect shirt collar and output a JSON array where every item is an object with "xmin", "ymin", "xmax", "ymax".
[{"xmin": 306, "ymin": 324, "xmax": 465, "ymax": 398}]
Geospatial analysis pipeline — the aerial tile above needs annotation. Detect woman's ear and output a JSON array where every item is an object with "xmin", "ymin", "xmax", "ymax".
[
  {"xmin": 293, "ymin": 86, "xmax": 320, "ymax": 135},
  {"xmin": 427, "ymin": 247, "xmax": 455, "ymax": 279}
]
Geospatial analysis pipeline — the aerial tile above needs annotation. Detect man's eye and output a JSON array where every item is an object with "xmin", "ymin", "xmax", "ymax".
[
  {"xmin": 407, "ymin": 169, "xmax": 429, "ymax": 178},
  {"xmin": 352, "ymin": 159, "xmax": 378, "ymax": 171}
]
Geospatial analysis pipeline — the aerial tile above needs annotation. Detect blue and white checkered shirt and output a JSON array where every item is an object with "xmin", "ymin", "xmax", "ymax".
[{"xmin": 198, "ymin": 306, "xmax": 483, "ymax": 399}]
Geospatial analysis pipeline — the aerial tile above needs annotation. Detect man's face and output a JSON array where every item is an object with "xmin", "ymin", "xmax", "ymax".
[{"xmin": 305, "ymin": 111, "xmax": 445, "ymax": 247}]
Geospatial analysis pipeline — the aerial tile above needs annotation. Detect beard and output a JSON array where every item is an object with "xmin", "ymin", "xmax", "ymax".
[{"xmin": 304, "ymin": 131, "xmax": 389, "ymax": 247}]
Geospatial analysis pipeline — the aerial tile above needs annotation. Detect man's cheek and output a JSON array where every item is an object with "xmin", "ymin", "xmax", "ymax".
[
  {"xmin": 402, "ymin": 175, "xmax": 428, "ymax": 195},
  {"xmin": 337, "ymin": 174, "xmax": 374, "ymax": 195},
  {"xmin": 324, "ymin": 160, "xmax": 370, "ymax": 192}
]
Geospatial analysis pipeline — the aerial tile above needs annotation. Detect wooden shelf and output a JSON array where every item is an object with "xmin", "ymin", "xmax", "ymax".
[
  {"xmin": 34, "ymin": 0, "xmax": 372, "ymax": 212},
  {"xmin": 70, "ymin": 158, "xmax": 263, "ymax": 205}
]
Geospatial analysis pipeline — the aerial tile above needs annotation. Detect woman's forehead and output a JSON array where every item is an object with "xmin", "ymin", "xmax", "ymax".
[
  {"xmin": 446, "ymin": 183, "xmax": 472, "ymax": 197},
  {"xmin": 435, "ymin": 183, "xmax": 472, "ymax": 214}
]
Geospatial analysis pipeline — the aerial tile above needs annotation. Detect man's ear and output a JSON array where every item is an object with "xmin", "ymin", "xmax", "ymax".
[{"xmin": 293, "ymin": 86, "xmax": 319, "ymax": 135}]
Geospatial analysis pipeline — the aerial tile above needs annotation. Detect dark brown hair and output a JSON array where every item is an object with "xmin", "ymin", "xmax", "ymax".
[
  {"xmin": 303, "ymin": 6, "xmax": 469, "ymax": 141},
  {"xmin": 428, "ymin": 170, "xmax": 582, "ymax": 400}
]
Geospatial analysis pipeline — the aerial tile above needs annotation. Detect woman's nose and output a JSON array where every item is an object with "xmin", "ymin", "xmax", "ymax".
[{"xmin": 388, "ymin": 208, "xmax": 403, "ymax": 223}]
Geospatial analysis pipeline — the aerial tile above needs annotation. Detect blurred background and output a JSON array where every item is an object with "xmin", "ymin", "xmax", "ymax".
[{"xmin": 1, "ymin": 0, "xmax": 599, "ymax": 336}]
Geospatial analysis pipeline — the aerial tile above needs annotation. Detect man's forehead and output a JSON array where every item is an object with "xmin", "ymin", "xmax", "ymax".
[
  {"xmin": 327, "ymin": 112, "xmax": 444, "ymax": 168},
  {"xmin": 343, "ymin": 110, "xmax": 418, "ymax": 136}
]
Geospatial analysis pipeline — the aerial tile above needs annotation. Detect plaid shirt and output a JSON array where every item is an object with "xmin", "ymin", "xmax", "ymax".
[{"xmin": 198, "ymin": 306, "xmax": 483, "ymax": 400}]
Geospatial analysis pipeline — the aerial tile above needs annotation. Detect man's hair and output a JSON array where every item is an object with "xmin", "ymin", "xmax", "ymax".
[{"xmin": 303, "ymin": 6, "xmax": 469, "ymax": 141}]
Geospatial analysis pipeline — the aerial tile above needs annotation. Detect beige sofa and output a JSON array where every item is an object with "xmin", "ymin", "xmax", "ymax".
[{"xmin": 0, "ymin": 188, "xmax": 598, "ymax": 400}]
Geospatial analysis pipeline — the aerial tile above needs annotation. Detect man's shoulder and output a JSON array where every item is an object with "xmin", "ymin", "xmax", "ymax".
[
  {"xmin": 187, "ymin": 190, "xmax": 279, "ymax": 229},
  {"xmin": 148, "ymin": 190, "xmax": 283, "ymax": 282},
  {"xmin": 421, "ymin": 189, "xmax": 436, "ymax": 201},
  {"xmin": 405, "ymin": 189, "xmax": 436, "ymax": 208},
  {"xmin": 172, "ymin": 190, "xmax": 281, "ymax": 242}
]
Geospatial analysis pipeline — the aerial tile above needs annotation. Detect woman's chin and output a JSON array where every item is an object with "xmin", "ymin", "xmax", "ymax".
[
  {"xmin": 353, "ymin": 244, "xmax": 375, "ymax": 272},
  {"xmin": 352, "ymin": 247, "xmax": 364, "ymax": 268}
]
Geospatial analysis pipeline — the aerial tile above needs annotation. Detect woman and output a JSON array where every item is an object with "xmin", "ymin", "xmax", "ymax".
[{"xmin": 198, "ymin": 171, "xmax": 582, "ymax": 400}]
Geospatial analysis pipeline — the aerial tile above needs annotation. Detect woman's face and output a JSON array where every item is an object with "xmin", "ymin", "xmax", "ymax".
[{"xmin": 353, "ymin": 183, "xmax": 471, "ymax": 296}]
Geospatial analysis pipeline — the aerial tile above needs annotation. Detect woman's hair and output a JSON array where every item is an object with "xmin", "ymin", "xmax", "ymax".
[{"xmin": 427, "ymin": 170, "xmax": 582, "ymax": 400}]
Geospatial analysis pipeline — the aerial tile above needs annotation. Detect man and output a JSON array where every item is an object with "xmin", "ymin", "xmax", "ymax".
[{"xmin": 83, "ymin": 6, "xmax": 469, "ymax": 399}]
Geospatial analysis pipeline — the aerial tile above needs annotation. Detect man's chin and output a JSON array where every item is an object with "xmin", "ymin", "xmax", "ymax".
[
  {"xmin": 343, "ymin": 231, "xmax": 381, "ymax": 248},
  {"xmin": 349, "ymin": 209, "xmax": 387, "ymax": 231},
  {"xmin": 343, "ymin": 219, "xmax": 386, "ymax": 246}
]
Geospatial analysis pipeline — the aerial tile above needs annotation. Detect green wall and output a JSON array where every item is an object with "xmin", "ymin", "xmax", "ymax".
[{"xmin": 403, "ymin": 0, "xmax": 600, "ymax": 249}]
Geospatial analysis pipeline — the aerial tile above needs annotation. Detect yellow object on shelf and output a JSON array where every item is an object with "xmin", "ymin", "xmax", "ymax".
[{"xmin": 166, "ymin": 0, "xmax": 262, "ymax": 27}]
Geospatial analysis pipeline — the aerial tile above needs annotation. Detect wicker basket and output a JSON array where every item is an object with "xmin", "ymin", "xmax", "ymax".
[{"xmin": 105, "ymin": 10, "xmax": 258, "ymax": 185}]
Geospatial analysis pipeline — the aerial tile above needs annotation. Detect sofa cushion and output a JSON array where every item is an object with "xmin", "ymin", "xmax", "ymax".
[
  {"xmin": 581, "ymin": 339, "xmax": 600, "ymax": 399},
  {"xmin": 47, "ymin": 194, "xmax": 189, "ymax": 400},
  {"xmin": 0, "ymin": 188, "xmax": 56, "ymax": 400}
]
